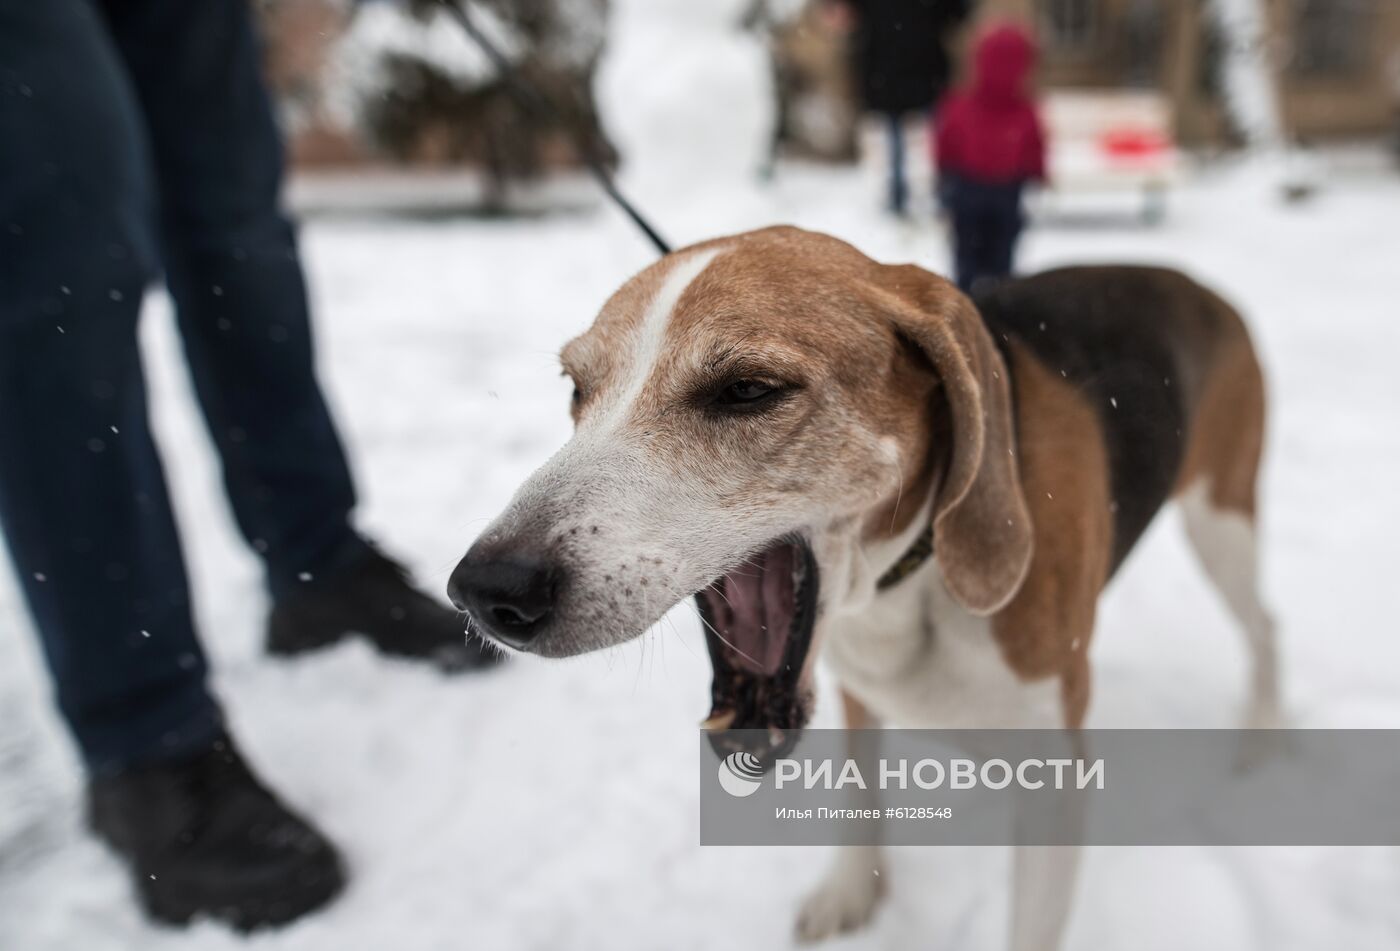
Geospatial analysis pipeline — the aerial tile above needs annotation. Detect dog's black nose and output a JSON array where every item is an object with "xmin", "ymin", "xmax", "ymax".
[{"xmin": 448, "ymin": 550, "xmax": 557, "ymax": 649}]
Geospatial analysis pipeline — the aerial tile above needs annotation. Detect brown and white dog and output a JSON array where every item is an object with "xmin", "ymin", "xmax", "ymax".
[{"xmin": 448, "ymin": 226, "xmax": 1277, "ymax": 949}]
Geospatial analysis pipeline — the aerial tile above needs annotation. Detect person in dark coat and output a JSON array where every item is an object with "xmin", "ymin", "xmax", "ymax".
[
  {"xmin": 0, "ymin": 0, "xmax": 500, "ymax": 931},
  {"xmin": 934, "ymin": 22, "xmax": 1047, "ymax": 292},
  {"xmin": 845, "ymin": 0, "xmax": 971, "ymax": 214}
]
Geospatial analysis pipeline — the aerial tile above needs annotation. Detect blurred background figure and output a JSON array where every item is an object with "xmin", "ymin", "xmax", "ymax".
[
  {"xmin": 842, "ymin": 0, "xmax": 970, "ymax": 215},
  {"xmin": 743, "ymin": 0, "xmax": 863, "ymax": 180},
  {"xmin": 935, "ymin": 21, "xmax": 1046, "ymax": 291},
  {"xmin": 0, "ymin": 0, "xmax": 499, "ymax": 931}
]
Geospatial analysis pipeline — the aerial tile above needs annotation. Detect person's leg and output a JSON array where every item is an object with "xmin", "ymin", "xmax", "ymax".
[
  {"xmin": 885, "ymin": 111, "xmax": 908, "ymax": 215},
  {"xmin": 947, "ymin": 179, "xmax": 988, "ymax": 292},
  {"xmin": 0, "ymin": 0, "xmax": 220, "ymax": 773},
  {"xmin": 99, "ymin": 0, "xmax": 369, "ymax": 599},
  {"xmin": 2, "ymin": 4, "xmax": 346, "ymax": 928},
  {"xmin": 99, "ymin": 0, "xmax": 499, "ymax": 670},
  {"xmin": 989, "ymin": 183, "xmax": 1025, "ymax": 280},
  {"xmin": 965, "ymin": 183, "xmax": 1010, "ymax": 293}
]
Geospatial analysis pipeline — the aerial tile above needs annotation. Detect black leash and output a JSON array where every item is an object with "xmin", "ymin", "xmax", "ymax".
[{"xmin": 432, "ymin": 0, "xmax": 672, "ymax": 256}]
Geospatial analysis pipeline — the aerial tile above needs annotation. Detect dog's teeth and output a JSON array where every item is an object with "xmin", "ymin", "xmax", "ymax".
[{"xmin": 700, "ymin": 709, "xmax": 736, "ymax": 731}]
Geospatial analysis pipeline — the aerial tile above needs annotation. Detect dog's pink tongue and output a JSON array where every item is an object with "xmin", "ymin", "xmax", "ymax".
[{"xmin": 722, "ymin": 544, "xmax": 795, "ymax": 675}]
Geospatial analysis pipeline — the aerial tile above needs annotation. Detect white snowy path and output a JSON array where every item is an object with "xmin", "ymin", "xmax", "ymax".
[{"xmin": 4, "ymin": 8, "xmax": 1400, "ymax": 949}]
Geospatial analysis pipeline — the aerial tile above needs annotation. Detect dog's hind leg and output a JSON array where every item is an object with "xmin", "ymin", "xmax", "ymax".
[
  {"xmin": 1180, "ymin": 482, "xmax": 1280, "ymax": 729},
  {"xmin": 1175, "ymin": 323, "xmax": 1279, "ymax": 729},
  {"xmin": 794, "ymin": 690, "xmax": 886, "ymax": 944}
]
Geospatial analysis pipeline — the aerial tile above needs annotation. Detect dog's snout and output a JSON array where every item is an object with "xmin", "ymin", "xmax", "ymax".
[{"xmin": 448, "ymin": 549, "xmax": 558, "ymax": 649}]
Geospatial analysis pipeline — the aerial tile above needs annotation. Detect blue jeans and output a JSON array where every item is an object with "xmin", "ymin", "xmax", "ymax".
[
  {"xmin": 0, "ymin": 0, "xmax": 368, "ymax": 772},
  {"xmin": 942, "ymin": 173, "xmax": 1025, "ymax": 293},
  {"xmin": 884, "ymin": 111, "xmax": 908, "ymax": 214}
]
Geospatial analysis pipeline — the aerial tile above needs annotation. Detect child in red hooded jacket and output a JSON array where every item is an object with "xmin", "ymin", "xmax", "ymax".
[{"xmin": 934, "ymin": 22, "xmax": 1046, "ymax": 292}]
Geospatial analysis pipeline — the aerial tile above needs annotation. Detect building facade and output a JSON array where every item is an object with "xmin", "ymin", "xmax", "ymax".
[{"xmin": 978, "ymin": 0, "xmax": 1400, "ymax": 145}]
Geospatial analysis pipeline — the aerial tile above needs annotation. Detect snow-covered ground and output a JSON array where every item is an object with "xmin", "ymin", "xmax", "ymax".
[{"xmin": 4, "ymin": 4, "xmax": 1400, "ymax": 949}]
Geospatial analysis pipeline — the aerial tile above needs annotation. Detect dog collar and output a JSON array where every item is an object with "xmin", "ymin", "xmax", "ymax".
[{"xmin": 875, "ymin": 524, "xmax": 934, "ymax": 590}]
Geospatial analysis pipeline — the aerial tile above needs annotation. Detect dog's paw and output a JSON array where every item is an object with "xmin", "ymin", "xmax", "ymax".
[{"xmin": 794, "ymin": 864, "xmax": 886, "ymax": 944}]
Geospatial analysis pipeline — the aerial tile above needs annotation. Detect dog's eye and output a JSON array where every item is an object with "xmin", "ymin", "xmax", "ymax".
[
  {"xmin": 713, "ymin": 379, "xmax": 784, "ymax": 409},
  {"xmin": 562, "ymin": 368, "xmax": 586, "ymax": 411},
  {"xmin": 711, "ymin": 378, "xmax": 789, "ymax": 411}
]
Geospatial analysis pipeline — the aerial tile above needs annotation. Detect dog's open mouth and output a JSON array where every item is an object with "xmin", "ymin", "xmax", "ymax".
[{"xmin": 695, "ymin": 538, "xmax": 818, "ymax": 758}]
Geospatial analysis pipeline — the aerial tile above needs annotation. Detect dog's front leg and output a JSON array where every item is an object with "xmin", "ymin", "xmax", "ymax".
[
  {"xmin": 1009, "ymin": 844, "xmax": 1079, "ymax": 951},
  {"xmin": 1007, "ymin": 732, "xmax": 1084, "ymax": 951},
  {"xmin": 794, "ymin": 690, "xmax": 886, "ymax": 944}
]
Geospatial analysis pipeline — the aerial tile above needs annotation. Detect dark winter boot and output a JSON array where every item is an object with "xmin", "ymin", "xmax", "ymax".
[
  {"xmin": 87, "ymin": 735, "xmax": 344, "ymax": 930},
  {"xmin": 267, "ymin": 546, "xmax": 501, "ymax": 671}
]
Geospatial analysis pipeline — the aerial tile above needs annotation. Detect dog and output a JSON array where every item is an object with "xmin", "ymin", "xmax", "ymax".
[{"xmin": 448, "ymin": 226, "xmax": 1277, "ymax": 949}]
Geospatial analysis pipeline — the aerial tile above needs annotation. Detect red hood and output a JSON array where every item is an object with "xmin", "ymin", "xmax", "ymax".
[{"xmin": 971, "ymin": 24, "xmax": 1036, "ymax": 107}]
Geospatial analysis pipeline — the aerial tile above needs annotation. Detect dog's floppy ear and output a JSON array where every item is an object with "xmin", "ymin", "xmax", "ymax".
[{"xmin": 871, "ymin": 265, "xmax": 1033, "ymax": 615}]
